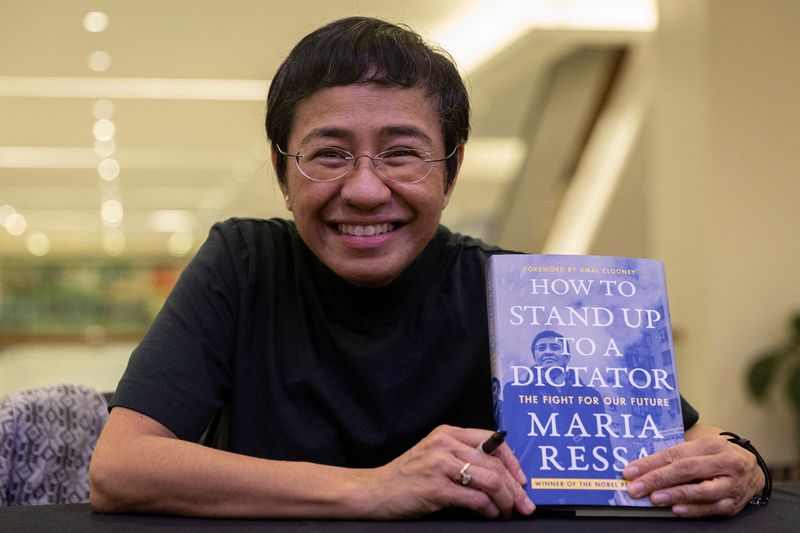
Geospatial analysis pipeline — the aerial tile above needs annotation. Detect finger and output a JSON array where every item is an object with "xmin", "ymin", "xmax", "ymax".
[
  {"xmin": 492, "ymin": 443, "xmax": 528, "ymax": 486},
  {"xmin": 646, "ymin": 477, "xmax": 734, "ymax": 506},
  {"xmin": 624, "ymin": 436, "xmax": 727, "ymax": 479},
  {"xmin": 670, "ymin": 497, "xmax": 744, "ymax": 518},
  {"xmin": 456, "ymin": 462, "xmax": 536, "ymax": 518},
  {"xmin": 510, "ymin": 475, "xmax": 536, "ymax": 515},
  {"xmin": 649, "ymin": 474, "xmax": 757, "ymax": 512},
  {"xmin": 487, "ymin": 443, "xmax": 536, "ymax": 514},
  {"xmin": 460, "ymin": 462, "xmax": 515, "ymax": 518},
  {"xmin": 456, "ymin": 452, "xmax": 535, "ymax": 517},
  {"xmin": 445, "ymin": 483, "xmax": 502, "ymax": 518},
  {"xmin": 484, "ymin": 452, "xmax": 535, "ymax": 515},
  {"xmin": 436, "ymin": 453, "xmax": 504, "ymax": 518},
  {"xmin": 627, "ymin": 454, "xmax": 731, "ymax": 499}
]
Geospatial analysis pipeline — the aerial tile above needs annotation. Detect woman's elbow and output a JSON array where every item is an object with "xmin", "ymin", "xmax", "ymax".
[{"xmin": 88, "ymin": 448, "xmax": 129, "ymax": 513}]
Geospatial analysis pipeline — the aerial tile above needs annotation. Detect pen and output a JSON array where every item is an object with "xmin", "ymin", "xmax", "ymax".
[{"xmin": 478, "ymin": 430, "xmax": 507, "ymax": 455}]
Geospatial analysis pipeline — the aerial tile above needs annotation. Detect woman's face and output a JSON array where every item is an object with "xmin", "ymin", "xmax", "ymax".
[{"xmin": 277, "ymin": 84, "xmax": 461, "ymax": 287}]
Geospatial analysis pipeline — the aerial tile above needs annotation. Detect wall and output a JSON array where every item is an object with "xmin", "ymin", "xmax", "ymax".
[
  {"xmin": 652, "ymin": 0, "xmax": 800, "ymax": 462},
  {"xmin": 0, "ymin": 342, "xmax": 133, "ymax": 397}
]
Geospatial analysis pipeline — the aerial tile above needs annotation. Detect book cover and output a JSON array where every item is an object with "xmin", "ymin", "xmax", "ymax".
[{"xmin": 486, "ymin": 254, "xmax": 684, "ymax": 509}]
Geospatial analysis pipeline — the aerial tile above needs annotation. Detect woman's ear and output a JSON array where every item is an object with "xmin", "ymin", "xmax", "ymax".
[
  {"xmin": 271, "ymin": 145, "xmax": 292, "ymax": 211},
  {"xmin": 270, "ymin": 144, "xmax": 278, "ymax": 170},
  {"xmin": 443, "ymin": 145, "xmax": 465, "ymax": 209}
]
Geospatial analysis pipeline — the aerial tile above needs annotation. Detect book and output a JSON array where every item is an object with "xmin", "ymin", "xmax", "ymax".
[{"xmin": 486, "ymin": 254, "xmax": 684, "ymax": 512}]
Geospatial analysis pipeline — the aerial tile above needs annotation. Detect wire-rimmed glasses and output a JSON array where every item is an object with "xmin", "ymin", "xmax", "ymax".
[{"xmin": 276, "ymin": 145, "xmax": 458, "ymax": 184}]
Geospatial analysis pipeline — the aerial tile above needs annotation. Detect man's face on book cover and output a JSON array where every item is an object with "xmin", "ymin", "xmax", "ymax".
[{"xmin": 532, "ymin": 336, "xmax": 570, "ymax": 368}]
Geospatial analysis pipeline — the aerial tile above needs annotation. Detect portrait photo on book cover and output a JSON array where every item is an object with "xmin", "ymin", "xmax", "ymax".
[{"xmin": 488, "ymin": 254, "xmax": 685, "ymax": 507}]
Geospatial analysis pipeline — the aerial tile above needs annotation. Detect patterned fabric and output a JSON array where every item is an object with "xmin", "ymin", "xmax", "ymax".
[{"xmin": 0, "ymin": 384, "xmax": 108, "ymax": 506}]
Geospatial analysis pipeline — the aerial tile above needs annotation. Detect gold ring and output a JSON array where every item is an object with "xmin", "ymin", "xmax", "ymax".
[{"xmin": 459, "ymin": 462, "xmax": 472, "ymax": 486}]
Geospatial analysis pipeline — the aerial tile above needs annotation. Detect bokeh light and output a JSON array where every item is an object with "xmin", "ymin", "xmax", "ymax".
[
  {"xmin": 93, "ymin": 119, "xmax": 116, "ymax": 142},
  {"xmin": 83, "ymin": 11, "xmax": 109, "ymax": 33},
  {"xmin": 88, "ymin": 50, "xmax": 112, "ymax": 72},
  {"xmin": 25, "ymin": 231, "xmax": 51, "ymax": 256},
  {"xmin": 98, "ymin": 158, "xmax": 121, "ymax": 181}
]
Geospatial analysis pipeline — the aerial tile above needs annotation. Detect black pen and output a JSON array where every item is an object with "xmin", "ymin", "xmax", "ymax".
[{"xmin": 478, "ymin": 430, "xmax": 507, "ymax": 455}]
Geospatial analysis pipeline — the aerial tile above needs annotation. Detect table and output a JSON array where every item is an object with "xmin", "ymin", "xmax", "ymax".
[{"xmin": 2, "ymin": 484, "xmax": 799, "ymax": 533}]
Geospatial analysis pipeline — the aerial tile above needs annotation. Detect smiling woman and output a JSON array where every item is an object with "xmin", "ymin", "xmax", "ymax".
[{"xmin": 88, "ymin": 15, "xmax": 765, "ymax": 521}]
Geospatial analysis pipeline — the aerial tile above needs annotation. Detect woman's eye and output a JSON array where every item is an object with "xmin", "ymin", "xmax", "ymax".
[
  {"xmin": 310, "ymin": 149, "xmax": 348, "ymax": 160},
  {"xmin": 383, "ymin": 149, "xmax": 417, "ymax": 158}
]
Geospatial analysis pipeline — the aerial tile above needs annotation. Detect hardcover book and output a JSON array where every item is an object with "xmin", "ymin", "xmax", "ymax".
[{"xmin": 486, "ymin": 254, "xmax": 684, "ymax": 511}]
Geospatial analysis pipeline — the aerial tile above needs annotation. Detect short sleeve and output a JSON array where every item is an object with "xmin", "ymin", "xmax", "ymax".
[
  {"xmin": 110, "ymin": 223, "xmax": 243, "ymax": 441},
  {"xmin": 680, "ymin": 395, "xmax": 699, "ymax": 430}
]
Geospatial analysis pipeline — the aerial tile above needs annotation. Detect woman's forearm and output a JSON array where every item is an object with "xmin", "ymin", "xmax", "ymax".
[{"xmin": 89, "ymin": 407, "xmax": 373, "ymax": 518}]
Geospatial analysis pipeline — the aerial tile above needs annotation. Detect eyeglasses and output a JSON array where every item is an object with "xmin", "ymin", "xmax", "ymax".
[{"xmin": 276, "ymin": 145, "xmax": 458, "ymax": 184}]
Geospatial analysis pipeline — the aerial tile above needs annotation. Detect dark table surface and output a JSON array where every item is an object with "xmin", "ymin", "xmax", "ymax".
[{"xmin": 2, "ymin": 484, "xmax": 799, "ymax": 533}]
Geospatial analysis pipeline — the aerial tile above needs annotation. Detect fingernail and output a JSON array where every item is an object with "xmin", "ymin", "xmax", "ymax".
[
  {"xmin": 628, "ymin": 481, "xmax": 644, "ymax": 498},
  {"xmin": 523, "ymin": 496, "xmax": 536, "ymax": 514},
  {"xmin": 651, "ymin": 492, "xmax": 670, "ymax": 505},
  {"xmin": 623, "ymin": 465, "xmax": 639, "ymax": 478},
  {"xmin": 672, "ymin": 504, "xmax": 690, "ymax": 516},
  {"xmin": 516, "ymin": 468, "xmax": 527, "ymax": 485}
]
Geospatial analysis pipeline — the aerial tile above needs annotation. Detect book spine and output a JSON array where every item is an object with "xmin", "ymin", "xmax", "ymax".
[{"xmin": 485, "ymin": 256, "xmax": 502, "ymax": 431}]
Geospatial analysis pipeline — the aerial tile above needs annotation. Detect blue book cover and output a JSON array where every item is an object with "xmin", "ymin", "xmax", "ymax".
[{"xmin": 486, "ymin": 254, "xmax": 684, "ymax": 508}]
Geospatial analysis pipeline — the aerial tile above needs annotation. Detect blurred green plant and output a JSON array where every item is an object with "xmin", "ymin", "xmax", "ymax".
[
  {"xmin": 747, "ymin": 311, "xmax": 800, "ymax": 413},
  {"xmin": 0, "ymin": 259, "xmax": 178, "ymax": 338}
]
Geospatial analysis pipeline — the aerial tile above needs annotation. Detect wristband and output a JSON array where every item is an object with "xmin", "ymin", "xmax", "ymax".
[{"xmin": 720, "ymin": 431, "xmax": 771, "ymax": 507}]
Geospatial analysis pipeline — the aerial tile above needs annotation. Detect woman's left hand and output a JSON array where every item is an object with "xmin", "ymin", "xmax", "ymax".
[{"xmin": 622, "ymin": 424, "xmax": 765, "ymax": 517}]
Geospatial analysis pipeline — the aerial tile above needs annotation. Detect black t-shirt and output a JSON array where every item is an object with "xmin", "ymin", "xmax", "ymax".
[{"xmin": 112, "ymin": 218, "xmax": 699, "ymax": 468}]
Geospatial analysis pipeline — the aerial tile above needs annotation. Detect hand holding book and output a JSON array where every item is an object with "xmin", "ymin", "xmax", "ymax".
[{"xmin": 624, "ymin": 424, "xmax": 768, "ymax": 517}]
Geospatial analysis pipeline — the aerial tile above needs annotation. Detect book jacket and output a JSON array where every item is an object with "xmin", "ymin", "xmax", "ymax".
[{"xmin": 487, "ymin": 254, "xmax": 684, "ymax": 508}]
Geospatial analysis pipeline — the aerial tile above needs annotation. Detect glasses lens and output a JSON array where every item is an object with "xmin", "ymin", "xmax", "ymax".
[
  {"xmin": 375, "ymin": 149, "xmax": 433, "ymax": 183},
  {"xmin": 297, "ymin": 147, "xmax": 352, "ymax": 182}
]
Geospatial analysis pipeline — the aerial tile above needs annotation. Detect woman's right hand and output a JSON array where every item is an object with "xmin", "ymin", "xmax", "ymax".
[{"xmin": 359, "ymin": 424, "xmax": 535, "ymax": 519}]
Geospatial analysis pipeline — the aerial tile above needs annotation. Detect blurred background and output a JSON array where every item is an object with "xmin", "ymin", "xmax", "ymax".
[{"xmin": 1, "ymin": 1, "xmax": 798, "ymax": 470}]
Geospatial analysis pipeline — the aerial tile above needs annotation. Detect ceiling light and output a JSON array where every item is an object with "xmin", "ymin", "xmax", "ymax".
[
  {"xmin": 0, "ymin": 204, "xmax": 16, "ymax": 226},
  {"xmin": 93, "ymin": 119, "xmax": 115, "ymax": 141},
  {"xmin": 432, "ymin": 0, "xmax": 657, "ymax": 72},
  {"xmin": 26, "ymin": 231, "xmax": 51, "ymax": 256},
  {"xmin": 98, "ymin": 158, "xmax": 120, "ymax": 181},
  {"xmin": 148, "ymin": 210, "xmax": 195, "ymax": 233},
  {"xmin": 4, "ymin": 212, "xmax": 26, "ymax": 236},
  {"xmin": 0, "ymin": 76, "xmax": 268, "ymax": 101},
  {"xmin": 88, "ymin": 50, "xmax": 112, "ymax": 72},
  {"xmin": 101, "ymin": 199, "xmax": 124, "ymax": 226},
  {"xmin": 83, "ymin": 11, "xmax": 109, "ymax": 33}
]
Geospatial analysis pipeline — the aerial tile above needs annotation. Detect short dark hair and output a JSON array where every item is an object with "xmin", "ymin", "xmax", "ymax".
[
  {"xmin": 266, "ymin": 16, "xmax": 470, "ymax": 188},
  {"xmin": 531, "ymin": 330, "xmax": 569, "ymax": 356}
]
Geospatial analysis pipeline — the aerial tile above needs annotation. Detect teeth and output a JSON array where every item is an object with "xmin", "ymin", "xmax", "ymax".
[{"xmin": 337, "ymin": 223, "xmax": 395, "ymax": 236}]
